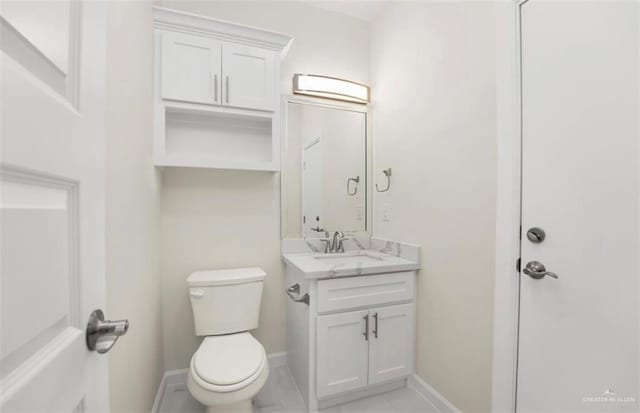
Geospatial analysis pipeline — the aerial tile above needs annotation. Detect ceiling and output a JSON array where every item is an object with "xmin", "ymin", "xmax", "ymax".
[{"xmin": 305, "ymin": 1, "xmax": 391, "ymax": 22}]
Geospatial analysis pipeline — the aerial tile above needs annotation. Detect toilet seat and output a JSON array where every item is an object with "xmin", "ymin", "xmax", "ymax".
[{"xmin": 190, "ymin": 332, "xmax": 266, "ymax": 393}]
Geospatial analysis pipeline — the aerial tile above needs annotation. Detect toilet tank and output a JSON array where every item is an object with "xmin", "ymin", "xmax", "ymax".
[{"xmin": 186, "ymin": 267, "xmax": 266, "ymax": 336}]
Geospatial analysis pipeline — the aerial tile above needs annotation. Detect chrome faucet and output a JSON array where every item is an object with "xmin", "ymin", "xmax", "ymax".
[
  {"xmin": 330, "ymin": 231, "xmax": 345, "ymax": 253},
  {"xmin": 318, "ymin": 230, "xmax": 347, "ymax": 253}
]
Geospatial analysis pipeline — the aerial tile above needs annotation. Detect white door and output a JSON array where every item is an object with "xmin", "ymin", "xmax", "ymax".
[
  {"xmin": 518, "ymin": 1, "xmax": 639, "ymax": 412},
  {"xmin": 368, "ymin": 304, "xmax": 413, "ymax": 385},
  {"xmin": 316, "ymin": 310, "xmax": 369, "ymax": 398},
  {"xmin": 1, "ymin": 1, "xmax": 110, "ymax": 411},
  {"xmin": 222, "ymin": 43, "xmax": 275, "ymax": 111},
  {"xmin": 161, "ymin": 31, "xmax": 222, "ymax": 105},
  {"xmin": 302, "ymin": 137, "xmax": 323, "ymax": 237}
]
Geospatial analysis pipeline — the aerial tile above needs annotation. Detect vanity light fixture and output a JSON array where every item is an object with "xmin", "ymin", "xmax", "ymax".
[{"xmin": 292, "ymin": 74, "xmax": 370, "ymax": 104}]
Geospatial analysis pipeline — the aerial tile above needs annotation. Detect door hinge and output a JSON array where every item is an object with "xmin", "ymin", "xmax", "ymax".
[{"xmin": 516, "ymin": 258, "xmax": 521, "ymax": 272}]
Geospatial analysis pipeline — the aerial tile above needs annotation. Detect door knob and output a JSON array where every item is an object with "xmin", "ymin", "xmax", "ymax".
[
  {"xmin": 86, "ymin": 309, "xmax": 129, "ymax": 354},
  {"xmin": 526, "ymin": 227, "xmax": 546, "ymax": 243},
  {"xmin": 523, "ymin": 261, "xmax": 559, "ymax": 280}
]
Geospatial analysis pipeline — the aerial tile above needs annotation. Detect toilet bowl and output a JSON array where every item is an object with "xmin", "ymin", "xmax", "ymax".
[
  {"xmin": 186, "ymin": 268, "xmax": 269, "ymax": 413},
  {"xmin": 187, "ymin": 333, "xmax": 268, "ymax": 413}
]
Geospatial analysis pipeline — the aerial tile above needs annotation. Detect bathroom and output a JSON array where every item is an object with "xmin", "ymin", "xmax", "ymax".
[{"xmin": 1, "ymin": 1, "xmax": 638, "ymax": 412}]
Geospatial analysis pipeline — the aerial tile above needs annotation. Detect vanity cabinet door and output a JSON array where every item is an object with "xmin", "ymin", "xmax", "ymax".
[
  {"xmin": 161, "ymin": 32, "xmax": 222, "ymax": 105},
  {"xmin": 222, "ymin": 43, "xmax": 275, "ymax": 111},
  {"xmin": 368, "ymin": 303, "xmax": 414, "ymax": 385},
  {"xmin": 317, "ymin": 310, "xmax": 369, "ymax": 398}
]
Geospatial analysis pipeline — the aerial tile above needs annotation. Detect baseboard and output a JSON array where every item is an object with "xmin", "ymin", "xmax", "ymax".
[
  {"xmin": 318, "ymin": 379, "xmax": 406, "ymax": 410},
  {"xmin": 267, "ymin": 351, "xmax": 287, "ymax": 368},
  {"xmin": 151, "ymin": 368, "xmax": 189, "ymax": 413},
  {"xmin": 407, "ymin": 374, "xmax": 461, "ymax": 413},
  {"xmin": 151, "ymin": 353, "xmax": 287, "ymax": 413}
]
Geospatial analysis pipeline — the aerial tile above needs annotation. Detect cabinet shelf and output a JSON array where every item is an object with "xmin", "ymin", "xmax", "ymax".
[{"xmin": 155, "ymin": 104, "xmax": 278, "ymax": 171}]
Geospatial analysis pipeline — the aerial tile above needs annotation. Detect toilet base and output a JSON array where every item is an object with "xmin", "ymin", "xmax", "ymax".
[{"xmin": 206, "ymin": 399, "xmax": 252, "ymax": 413}]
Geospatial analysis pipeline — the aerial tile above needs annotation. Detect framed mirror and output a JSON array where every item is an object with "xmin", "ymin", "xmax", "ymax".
[{"xmin": 281, "ymin": 97, "xmax": 371, "ymax": 239}]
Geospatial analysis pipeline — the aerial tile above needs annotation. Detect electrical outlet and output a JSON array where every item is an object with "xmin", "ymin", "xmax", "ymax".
[{"xmin": 382, "ymin": 204, "xmax": 392, "ymax": 222}]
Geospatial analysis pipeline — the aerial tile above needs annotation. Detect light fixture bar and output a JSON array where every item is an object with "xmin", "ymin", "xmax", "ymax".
[{"xmin": 292, "ymin": 74, "xmax": 370, "ymax": 104}]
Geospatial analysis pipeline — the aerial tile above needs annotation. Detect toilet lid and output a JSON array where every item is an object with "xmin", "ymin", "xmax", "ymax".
[{"xmin": 193, "ymin": 332, "xmax": 265, "ymax": 386}]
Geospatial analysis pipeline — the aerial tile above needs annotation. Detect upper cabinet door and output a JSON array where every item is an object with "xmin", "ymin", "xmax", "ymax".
[
  {"xmin": 317, "ymin": 310, "xmax": 369, "ymax": 398},
  {"xmin": 222, "ymin": 43, "xmax": 275, "ymax": 111},
  {"xmin": 161, "ymin": 32, "xmax": 221, "ymax": 105},
  {"xmin": 368, "ymin": 303, "xmax": 414, "ymax": 385}
]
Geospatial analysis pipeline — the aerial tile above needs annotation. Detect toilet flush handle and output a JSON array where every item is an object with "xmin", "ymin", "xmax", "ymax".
[{"xmin": 190, "ymin": 289, "xmax": 205, "ymax": 298}]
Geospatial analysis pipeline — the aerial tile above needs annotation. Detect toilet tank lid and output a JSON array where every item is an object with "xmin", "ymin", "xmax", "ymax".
[{"xmin": 187, "ymin": 267, "xmax": 266, "ymax": 287}]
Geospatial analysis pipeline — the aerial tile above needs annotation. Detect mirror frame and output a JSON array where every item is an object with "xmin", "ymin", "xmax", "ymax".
[{"xmin": 280, "ymin": 94, "xmax": 372, "ymax": 239}]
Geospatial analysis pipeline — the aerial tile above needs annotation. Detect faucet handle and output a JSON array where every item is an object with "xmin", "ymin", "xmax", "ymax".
[{"xmin": 319, "ymin": 238, "xmax": 331, "ymax": 253}]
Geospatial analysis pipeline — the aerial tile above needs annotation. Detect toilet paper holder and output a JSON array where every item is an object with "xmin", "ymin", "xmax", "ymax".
[{"xmin": 286, "ymin": 283, "xmax": 309, "ymax": 305}]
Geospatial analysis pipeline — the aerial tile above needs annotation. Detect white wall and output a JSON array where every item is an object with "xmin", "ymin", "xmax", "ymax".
[
  {"xmin": 105, "ymin": 1, "xmax": 163, "ymax": 411},
  {"xmin": 156, "ymin": 0, "xmax": 371, "ymax": 371},
  {"xmin": 371, "ymin": 2, "xmax": 497, "ymax": 411}
]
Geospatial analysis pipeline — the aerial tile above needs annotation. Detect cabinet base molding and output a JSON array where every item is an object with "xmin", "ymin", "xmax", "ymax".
[
  {"xmin": 317, "ymin": 379, "xmax": 406, "ymax": 411},
  {"xmin": 407, "ymin": 374, "xmax": 461, "ymax": 413}
]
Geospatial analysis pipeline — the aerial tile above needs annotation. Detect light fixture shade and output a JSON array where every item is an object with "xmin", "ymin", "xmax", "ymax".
[{"xmin": 292, "ymin": 74, "xmax": 370, "ymax": 104}]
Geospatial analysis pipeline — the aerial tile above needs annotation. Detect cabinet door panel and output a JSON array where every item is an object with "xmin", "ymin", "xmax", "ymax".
[
  {"xmin": 369, "ymin": 303, "xmax": 414, "ymax": 385},
  {"xmin": 161, "ymin": 32, "xmax": 221, "ymax": 105},
  {"xmin": 317, "ymin": 310, "xmax": 369, "ymax": 398},
  {"xmin": 222, "ymin": 43, "xmax": 275, "ymax": 111}
]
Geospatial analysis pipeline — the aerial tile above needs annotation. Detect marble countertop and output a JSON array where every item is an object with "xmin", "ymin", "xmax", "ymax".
[{"xmin": 281, "ymin": 250, "xmax": 420, "ymax": 279}]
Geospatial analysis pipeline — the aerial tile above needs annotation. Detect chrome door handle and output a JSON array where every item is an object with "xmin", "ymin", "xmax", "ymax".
[
  {"xmin": 86, "ymin": 309, "xmax": 129, "ymax": 354},
  {"xmin": 523, "ymin": 261, "xmax": 559, "ymax": 280},
  {"xmin": 286, "ymin": 283, "xmax": 309, "ymax": 305},
  {"xmin": 363, "ymin": 313, "xmax": 369, "ymax": 341}
]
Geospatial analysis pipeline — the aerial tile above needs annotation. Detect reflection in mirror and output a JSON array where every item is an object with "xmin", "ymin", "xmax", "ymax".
[{"xmin": 282, "ymin": 102, "xmax": 367, "ymax": 239}]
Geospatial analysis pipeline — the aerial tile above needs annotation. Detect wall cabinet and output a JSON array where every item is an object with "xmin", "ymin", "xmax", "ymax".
[
  {"xmin": 153, "ymin": 7, "xmax": 292, "ymax": 171},
  {"xmin": 317, "ymin": 303, "xmax": 413, "ymax": 398},
  {"xmin": 161, "ymin": 33, "xmax": 275, "ymax": 112},
  {"xmin": 222, "ymin": 43, "xmax": 275, "ymax": 111},
  {"xmin": 161, "ymin": 32, "xmax": 221, "ymax": 105}
]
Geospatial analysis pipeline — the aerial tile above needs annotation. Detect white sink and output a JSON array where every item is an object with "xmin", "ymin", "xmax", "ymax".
[{"xmin": 312, "ymin": 252, "xmax": 385, "ymax": 265}]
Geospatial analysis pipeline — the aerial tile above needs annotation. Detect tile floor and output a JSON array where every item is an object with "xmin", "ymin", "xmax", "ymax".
[{"xmin": 158, "ymin": 366, "xmax": 438, "ymax": 413}]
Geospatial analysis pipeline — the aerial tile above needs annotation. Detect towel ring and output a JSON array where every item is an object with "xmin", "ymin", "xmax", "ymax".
[
  {"xmin": 375, "ymin": 168, "xmax": 392, "ymax": 192},
  {"xmin": 347, "ymin": 176, "xmax": 360, "ymax": 196}
]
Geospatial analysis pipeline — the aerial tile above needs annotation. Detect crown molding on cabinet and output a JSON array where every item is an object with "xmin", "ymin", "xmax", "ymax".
[{"xmin": 153, "ymin": 6, "xmax": 293, "ymax": 55}]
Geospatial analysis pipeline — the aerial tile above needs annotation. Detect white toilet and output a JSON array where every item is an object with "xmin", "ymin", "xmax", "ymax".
[{"xmin": 186, "ymin": 267, "xmax": 269, "ymax": 413}]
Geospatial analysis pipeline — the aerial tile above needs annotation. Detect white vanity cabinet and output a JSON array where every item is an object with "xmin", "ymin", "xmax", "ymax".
[
  {"xmin": 317, "ymin": 309, "xmax": 369, "ymax": 398},
  {"xmin": 153, "ymin": 7, "xmax": 292, "ymax": 171},
  {"xmin": 284, "ymin": 265, "xmax": 417, "ymax": 412},
  {"xmin": 317, "ymin": 302, "xmax": 414, "ymax": 398}
]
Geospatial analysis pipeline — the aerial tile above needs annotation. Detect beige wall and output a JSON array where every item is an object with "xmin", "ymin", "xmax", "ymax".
[
  {"xmin": 370, "ymin": 2, "xmax": 497, "ymax": 412},
  {"xmin": 105, "ymin": 1, "xmax": 163, "ymax": 411},
  {"xmin": 156, "ymin": 1, "xmax": 371, "ymax": 371}
]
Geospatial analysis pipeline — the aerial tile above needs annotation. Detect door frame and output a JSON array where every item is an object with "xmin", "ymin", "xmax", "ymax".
[{"xmin": 491, "ymin": 0, "xmax": 529, "ymax": 412}]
